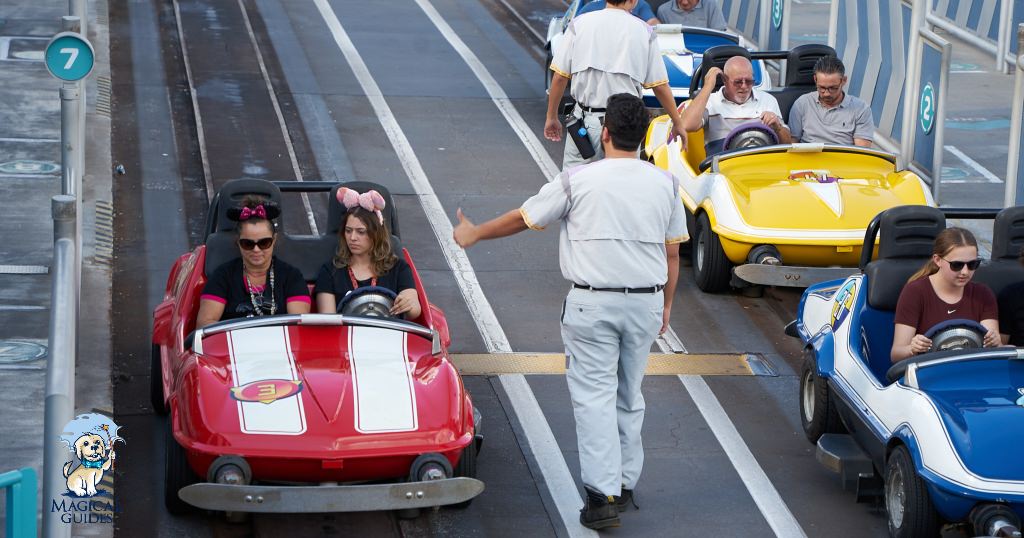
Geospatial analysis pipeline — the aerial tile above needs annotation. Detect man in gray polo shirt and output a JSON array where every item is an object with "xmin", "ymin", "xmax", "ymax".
[
  {"xmin": 656, "ymin": 0, "xmax": 727, "ymax": 31},
  {"xmin": 454, "ymin": 94, "xmax": 687, "ymax": 530},
  {"xmin": 788, "ymin": 56, "xmax": 875, "ymax": 146}
]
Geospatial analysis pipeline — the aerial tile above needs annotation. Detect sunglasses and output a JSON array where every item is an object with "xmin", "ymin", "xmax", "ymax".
[
  {"xmin": 729, "ymin": 78, "xmax": 755, "ymax": 87},
  {"xmin": 238, "ymin": 237, "xmax": 275, "ymax": 251},
  {"xmin": 942, "ymin": 257, "xmax": 982, "ymax": 272}
]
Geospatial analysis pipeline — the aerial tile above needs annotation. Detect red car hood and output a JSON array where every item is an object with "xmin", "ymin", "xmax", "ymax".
[{"xmin": 174, "ymin": 324, "xmax": 468, "ymax": 461}]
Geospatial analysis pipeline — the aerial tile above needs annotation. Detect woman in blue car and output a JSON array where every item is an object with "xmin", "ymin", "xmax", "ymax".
[{"xmin": 890, "ymin": 227, "xmax": 1000, "ymax": 362}]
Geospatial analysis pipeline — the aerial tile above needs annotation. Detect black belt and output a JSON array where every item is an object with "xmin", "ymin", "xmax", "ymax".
[
  {"xmin": 573, "ymin": 283, "xmax": 664, "ymax": 294},
  {"xmin": 579, "ymin": 105, "xmax": 606, "ymax": 113}
]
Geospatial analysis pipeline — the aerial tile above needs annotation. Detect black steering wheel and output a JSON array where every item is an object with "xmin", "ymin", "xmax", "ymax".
[
  {"xmin": 338, "ymin": 286, "xmax": 398, "ymax": 318},
  {"xmin": 886, "ymin": 319, "xmax": 987, "ymax": 383},
  {"xmin": 698, "ymin": 121, "xmax": 779, "ymax": 172}
]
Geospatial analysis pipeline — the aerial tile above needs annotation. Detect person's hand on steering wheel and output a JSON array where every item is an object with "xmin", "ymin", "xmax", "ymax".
[
  {"xmin": 760, "ymin": 111, "xmax": 783, "ymax": 132},
  {"xmin": 389, "ymin": 289, "xmax": 419, "ymax": 317},
  {"xmin": 983, "ymin": 328, "xmax": 1001, "ymax": 347},
  {"xmin": 909, "ymin": 333, "xmax": 933, "ymax": 355}
]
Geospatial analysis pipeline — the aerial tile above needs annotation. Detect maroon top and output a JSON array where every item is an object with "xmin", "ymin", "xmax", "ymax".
[{"xmin": 894, "ymin": 277, "xmax": 998, "ymax": 333}]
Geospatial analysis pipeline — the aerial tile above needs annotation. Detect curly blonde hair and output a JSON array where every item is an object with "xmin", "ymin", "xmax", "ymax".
[{"xmin": 332, "ymin": 207, "xmax": 396, "ymax": 276}]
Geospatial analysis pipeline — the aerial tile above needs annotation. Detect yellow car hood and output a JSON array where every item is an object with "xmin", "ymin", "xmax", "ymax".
[{"xmin": 712, "ymin": 151, "xmax": 930, "ymax": 232}]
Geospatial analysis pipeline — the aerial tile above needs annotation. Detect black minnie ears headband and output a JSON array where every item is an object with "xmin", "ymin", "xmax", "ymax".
[{"xmin": 226, "ymin": 201, "xmax": 281, "ymax": 222}]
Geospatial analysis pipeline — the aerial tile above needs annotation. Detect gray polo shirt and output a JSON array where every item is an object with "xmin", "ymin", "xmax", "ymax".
[
  {"xmin": 656, "ymin": 0, "xmax": 728, "ymax": 31},
  {"xmin": 788, "ymin": 91, "xmax": 875, "ymax": 145},
  {"xmin": 520, "ymin": 158, "xmax": 688, "ymax": 288}
]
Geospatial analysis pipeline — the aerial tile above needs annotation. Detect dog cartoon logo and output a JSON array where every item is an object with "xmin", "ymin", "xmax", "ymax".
[{"xmin": 58, "ymin": 413, "xmax": 124, "ymax": 497}]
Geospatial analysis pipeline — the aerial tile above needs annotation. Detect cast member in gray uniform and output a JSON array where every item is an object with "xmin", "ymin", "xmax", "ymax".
[
  {"xmin": 788, "ymin": 56, "xmax": 875, "ymax": 146},
  {"xmin": 455, "ymin": 94, "xmax": 688, "ymax": 530},
  {"xmin": 546, "ymin": 0, "xmax": 687, "ymax": 169},
  {"xmin": 656, "ymin": 0, "xmax": 727, "ymax": 30}
]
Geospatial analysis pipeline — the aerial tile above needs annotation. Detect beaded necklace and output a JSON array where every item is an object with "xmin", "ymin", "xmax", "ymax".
[{"xmin": 244, "ymin": 263, "xmax": 276, "ymax": 316}]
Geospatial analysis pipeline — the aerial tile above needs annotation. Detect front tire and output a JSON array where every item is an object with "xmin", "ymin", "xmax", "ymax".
[
  {"xmin": 151, "ymin": 344, "xmax": 168, "ymax": 416},
  {"xmin": 885, "ymin": 445, "xmax": 940, "ymax": 538},
  {"xmin": 799, "ymin": 349, "xmax": 844, "ymax": 443},
  {"xmin": 449, "ymin": 436, "xmax": 479, "ymax": 509},
  {"xmin": 164, "ymin": 418, "xmax": 198, "ymax": 515},
  {"xmin": 693, "ymin": 212, "xmax": 731, "ymax": 292}
]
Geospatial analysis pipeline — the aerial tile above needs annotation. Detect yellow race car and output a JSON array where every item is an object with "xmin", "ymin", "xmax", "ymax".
[{"xmin": 645, "ymin": 115, "xmax": 935, "ymax": 292}]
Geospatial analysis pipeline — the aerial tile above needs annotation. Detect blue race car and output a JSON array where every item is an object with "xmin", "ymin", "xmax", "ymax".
[
  {"xmin": 788, "ymin": 204, "xmax": 1024, "ymax": 537},
  {"xmin": 544, "ymin": 0, "xmax": 770, "ymax": 108}
]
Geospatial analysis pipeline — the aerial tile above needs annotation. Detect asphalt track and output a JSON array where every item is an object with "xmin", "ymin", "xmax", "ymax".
[{"xmin": 107, "ymin": 0, "xmax": 934, "ymax": 535}]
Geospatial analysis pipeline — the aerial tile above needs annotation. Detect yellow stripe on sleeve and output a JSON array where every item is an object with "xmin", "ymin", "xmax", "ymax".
[{"xmin": 520, "ymin": 207, "xmax": 546, "ymax": 231}]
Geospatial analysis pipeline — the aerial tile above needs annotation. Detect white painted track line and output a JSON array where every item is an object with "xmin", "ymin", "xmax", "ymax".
[
  {"xmin": 945, "ymin": 144, "xmax": 1004, "ymax": 183},
  {"xmin": 171, "ymin": 0, "xmax": 213, "ymax": 198},
  {"xmin": 412, "ymin": 0, "xmax": 561, "ymax": 181},
  {"xmin": 236, "ymin": 0, "xmax": 319, "ymax": 234},
  {"xmin": 679, "ymin": 375, "xmax": 808, "ymax": 538},
  {"xmin": 313, "ymin": 3, "xmax": 595, "ymax": 535}
]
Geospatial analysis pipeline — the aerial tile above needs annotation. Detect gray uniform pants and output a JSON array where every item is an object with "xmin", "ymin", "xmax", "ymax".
[
  {"xmin": 561, "ymin": 109, "xmax": 605, "ymax": 170},
  {"xmin": 561, "ymin": 286, "xmax": 663, "ymax": 496}
]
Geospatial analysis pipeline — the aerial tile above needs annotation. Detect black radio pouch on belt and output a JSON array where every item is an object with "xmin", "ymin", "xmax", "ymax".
[{"xmin": 565, "ymin": 116, "xmax": 596, "ymax": 160}]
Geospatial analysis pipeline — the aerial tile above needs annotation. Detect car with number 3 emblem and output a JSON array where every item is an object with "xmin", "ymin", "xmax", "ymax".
[{"xmin": 150, "ymin": 179, "xmax": 483, "ymax": 519}]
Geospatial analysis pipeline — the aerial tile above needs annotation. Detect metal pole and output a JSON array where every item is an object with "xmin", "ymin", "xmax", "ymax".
[
  {"xmin": 901, "ymin": 0, "xmax": 926, "ymax": 167},
  {"xmin": 998, "ymin": 0, "xmax": 1013, "ymax": 73},
  {"xmin": 69, "ymin": 0, "xmax": 86, "ymax": 40},
  {"xmin": 42, "ymin": 195, "xmax": 77, "ymax": 538},
  {"xmin": 1007, "ymin": 25, "xmax": 1024, "ymax": 207},
  {"xmin": 60, "ymin": 16, "xmax": 84, "ymax": 304}
]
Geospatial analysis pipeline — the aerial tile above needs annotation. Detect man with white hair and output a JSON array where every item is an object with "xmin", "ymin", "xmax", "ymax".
[{"xmin": 680, "ymin": 55, "xmax": 792, "ymax": 156}]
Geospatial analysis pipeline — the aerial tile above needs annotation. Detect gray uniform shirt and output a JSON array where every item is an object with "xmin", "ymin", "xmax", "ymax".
[
  {"xmin": 550, "ymin": 9, "xmax": 669, "ymax": 109},
  {"xmin": 788, "ymin": 91, "xmax": 875, "ymax": 145},
  {"xmin": 656, "ymin": 0, "xmax": 728, "ymax": 30},
  {"xmin": 520, "ymin": 159, "xmax": 688, "ymax": 288}
]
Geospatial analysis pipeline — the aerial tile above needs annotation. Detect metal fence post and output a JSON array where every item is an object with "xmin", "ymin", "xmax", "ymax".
[
  {"xmin": 1007, "ymin": 25, "xmax": 1024, "ymax": 207},
  {"xmin": 901, "ymin": 0, "xmax": 927, "ymax": 166},
  {"xmin": 42, "ymin": 195, "xmax": 77, "ymax": 538}
]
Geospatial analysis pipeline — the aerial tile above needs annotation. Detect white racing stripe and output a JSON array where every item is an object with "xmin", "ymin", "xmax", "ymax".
[
  {"xmin": 228, "ymin": 327, "xmax": 307, "ymax": 435},
  {"xmin": 679, "ymin": 375, "xmax": 808, "ymax": 538},
  {"xmin": 412, "ymin": 0, "xmax": 561, "ymax": 182},
  {"xmin": 349, "ymin": 326, "xmax": 418, "ymax": 433},
  {"xmin": 312, "ymin": 3, "xmax": 594, "ymax": 535}
]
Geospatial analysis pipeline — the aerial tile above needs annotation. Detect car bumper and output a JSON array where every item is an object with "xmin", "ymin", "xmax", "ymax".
[{"xmin": 178, "ymin": 477, "xmax": 485, "ymax": 512}]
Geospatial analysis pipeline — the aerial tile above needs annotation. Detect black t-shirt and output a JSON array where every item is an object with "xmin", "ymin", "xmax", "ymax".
[
  {"xmin": 314, "ymin": 258, "xmax": 415, "ymax": 312},
  {"xmin": 201, "ymin": 257, "xmax": 310, "ymax": 321},
  {"xmin": 999, "ymin": 281, "xmax": 1024, "ymax": 346}
]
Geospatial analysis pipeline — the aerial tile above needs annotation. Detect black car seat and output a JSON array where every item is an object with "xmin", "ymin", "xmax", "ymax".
[
  {"xmin": 861, "ymin": 205, "xmax": 946, "ymax": 381},
  {"xmin": 973, "ymin": 206, "xmax": 1024, "ymax": 297},
  {"xmin": 203, "ymin": 179, "xmax": 284, "ymax": 277},
  {"xmin": 769, "ymin": 44, "xmax": 836, "ymax": 124},
  {"xmin": 689, "ymin": 45, "xmax": 750, "ymax": 96}
]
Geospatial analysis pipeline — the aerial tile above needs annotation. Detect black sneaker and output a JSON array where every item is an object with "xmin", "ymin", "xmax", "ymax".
[
  {"xmin": 614, "ymin": 487, "xmax": 639, "ymax": 512},
  {"xmin": 580, "ymin": 485, "xmax": 620, "ymax": 530}
]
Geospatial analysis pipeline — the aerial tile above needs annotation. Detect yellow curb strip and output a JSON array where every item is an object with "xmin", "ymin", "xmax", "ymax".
[{"xmin": 450, "ymin": 353, "xmax": 756, "ymax": 376}]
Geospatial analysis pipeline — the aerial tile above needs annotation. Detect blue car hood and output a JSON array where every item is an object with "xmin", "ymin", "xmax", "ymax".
[{"xmin": 930, "ymin": 389, "xmax": 1024, "ymax": 480}]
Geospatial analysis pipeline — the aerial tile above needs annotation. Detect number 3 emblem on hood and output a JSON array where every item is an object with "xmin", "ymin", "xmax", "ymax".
[{"xmin": 231, "ymin": 379, "xmax": 303, "ymax": 404}]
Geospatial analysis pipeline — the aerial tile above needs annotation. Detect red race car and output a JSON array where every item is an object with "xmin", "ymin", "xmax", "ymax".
[{"xmin": 151, "ymin": 179, "xmax": 483, "ymax": 517}]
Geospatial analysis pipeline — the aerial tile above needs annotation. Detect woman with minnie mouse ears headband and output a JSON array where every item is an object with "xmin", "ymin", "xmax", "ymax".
[
  {"xmin": 313, "ymin": 187, "xmax": 421, "ymax": 319},
  {"xmin": 196, "ymin": 195, "xmax": 311, "ymax": 328}
]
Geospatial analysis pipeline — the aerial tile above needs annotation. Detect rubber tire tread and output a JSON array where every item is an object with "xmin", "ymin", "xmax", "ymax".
[
  {"xmin": 164, "ymin": 417, "xmax": 199, "ymax": 515},
  {"xmin": 449, "ymin": 436, "xmax": 478, "ymax": 509},
  {"xmin": 886, "ymin": 445, "xmax": 940, "ymax": 538},
  {"xmin": 799, "ymin": 350, "xmax": 844, "ymax": 443},
  {"xmin": 151, "ymin": 344, "xmax": 168, "ymax": 416},
  {"xmin": 693, "ymin": 212, "xmax": 731, "ymax": 292}
]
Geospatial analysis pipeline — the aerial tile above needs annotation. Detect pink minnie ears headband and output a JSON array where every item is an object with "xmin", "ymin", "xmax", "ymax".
[
  {"xmin": 226, "ymin": 202, "xmax": 280, "ymax": 222},
  {"xmin": 337, "ymin": 187, "xmax": 386, "ymax": 225}
]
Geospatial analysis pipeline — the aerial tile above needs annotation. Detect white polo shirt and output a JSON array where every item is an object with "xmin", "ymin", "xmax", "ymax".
[
  {"xmin": 703, "ymin": 88, "xmax": 785, "ymax": 147},
  {"xmin": 519, "ymin": 158, "xmax": 688, "ymax": 289}
]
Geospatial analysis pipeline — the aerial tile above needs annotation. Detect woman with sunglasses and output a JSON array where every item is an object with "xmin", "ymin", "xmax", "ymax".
[
  {"xmin": 196, "ymin": 196, "xmax": 311, "ymax": 328},
  {"xmin": 891, "ymin": 227, "xmax": 1000, "ymax": 362},
  {"xmin": 314, "ymin": 188, "xmax": 421, "ymax": 319}
]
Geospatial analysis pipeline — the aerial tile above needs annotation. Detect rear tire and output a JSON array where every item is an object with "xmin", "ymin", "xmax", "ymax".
[
  {"xmin": 885, "ymin": 445, "xmax": 940, "ymax": 538},
  {"xmin": 799, "ymin": 349, "xmax": 844, "ymax": 443},
  {"xmin": 151, "ymin": 344, "xmax": 168, "ymax": 416},
  {"xmin": 164, "ymin": 418, "xmax": 198, "ymax": 515},
  {"xmin": 693, "ymin": 212, "xmax": 731, "ymax": 292}
]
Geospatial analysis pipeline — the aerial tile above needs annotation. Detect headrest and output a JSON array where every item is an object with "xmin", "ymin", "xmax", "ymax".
[
  {"xmin": 326, "ymin": 181, "xmax": 400, "ymax": 237},
  {"xmin": 876, "ymin": 205, "xmax": 946, "ymax": 259},
  {"xmin": 209, "ymin": 179, "xmax": 282, "ymax": 234},
  {"xmin": 690, "ymin": 45, "xmax": 751, "ymax": 95},
  {"xmin": 784, "ymin": 44, "xmax": 837, "ymax": 87},
  {"xmin": 991, "ymin": 205, "xmax": 1024, "ymax": 261}
]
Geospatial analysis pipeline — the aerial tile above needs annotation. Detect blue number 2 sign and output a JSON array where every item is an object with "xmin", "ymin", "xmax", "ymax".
[{"xmin": 45, "ymin": 32, "xmax": 95, "ymax": 82}]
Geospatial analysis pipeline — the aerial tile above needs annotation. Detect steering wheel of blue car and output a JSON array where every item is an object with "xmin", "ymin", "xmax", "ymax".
[{"xmin": 885, "ymin": 319, "xmax": 987, "ymax": 383}]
